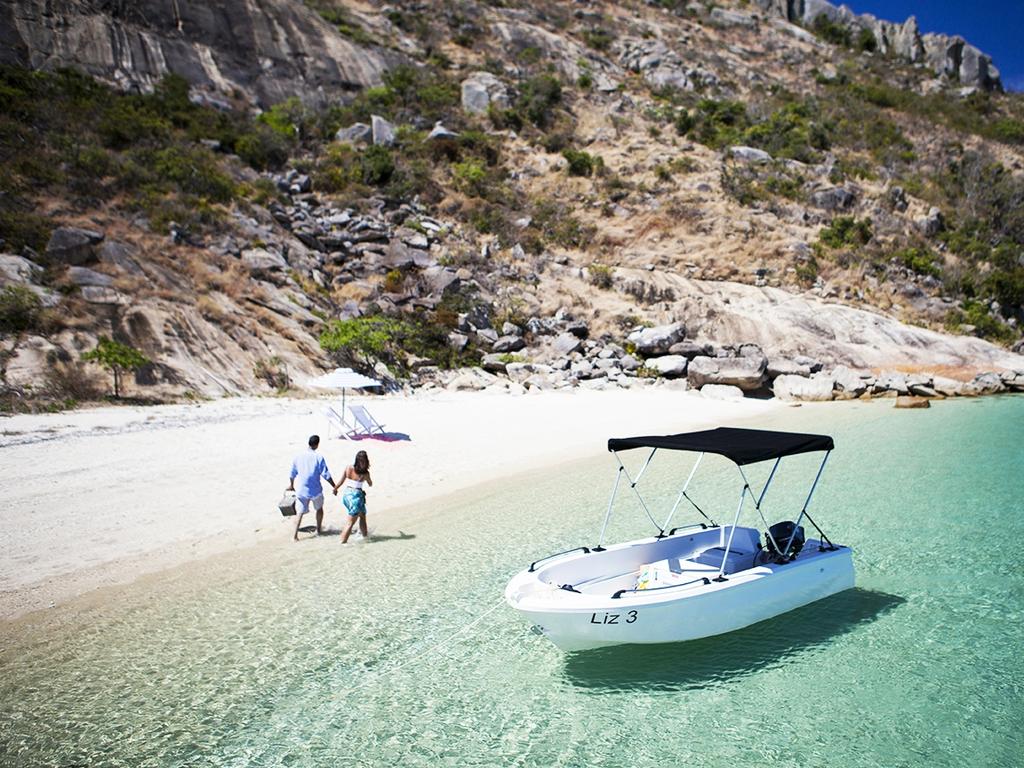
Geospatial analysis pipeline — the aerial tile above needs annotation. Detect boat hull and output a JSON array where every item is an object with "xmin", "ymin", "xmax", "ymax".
[{"xmin": 507, "ymin": 544, "xmax": 855, "ymax": 652}]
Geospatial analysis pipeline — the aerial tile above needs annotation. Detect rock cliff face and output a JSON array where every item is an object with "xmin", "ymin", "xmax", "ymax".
[
  {"xmin": 754, "ymin": 0, "xmax": 1002, "ymax": 91},
  {"xmin": 0, "ymin": 0, "xmax": 402, "ymax": 107},
  {"xmin": 0, "ymin": 0, "xmax": 1021, "ymax": 405}
]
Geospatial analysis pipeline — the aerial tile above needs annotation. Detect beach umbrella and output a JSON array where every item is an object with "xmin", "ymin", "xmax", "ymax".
[{"xmin": 307, "ymin": 367, "xmax": 382, "ymax": 414}]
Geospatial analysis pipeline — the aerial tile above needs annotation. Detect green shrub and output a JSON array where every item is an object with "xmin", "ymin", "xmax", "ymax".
[
  {"xmin": 518, "ymin": 74, "xmax": 563, "ymax": 129},
  {"xmin": 529, "ymin": 198, "xmax": 595, "ymax": 250},
  {"xmin": 97, "ymin": 100, "xmax": 171, "ymax": 149},
  {"xmin": 949, "ymin": 299, "xmax": 1016, "ymax": 342},
  {"xmin": 452, "ymin": 159, "xmax": 488, "ymax": 194},
  {"xmin": 360, "ymin": 144, "xmax": 395, "ymax": 185},
  {"xmin": 150, "ymin": 145, "xmax": 236, "ymax": 202},
  {"xmin": 234, "ymin": 127, "xmax": 290, "ymax": 171},
  {"xmin": 795, "ymin": 255, "xmax": 820, "ymax": 286},
  {"xmin": 588, "ymin": 263, "xmax": 613, "ymax": 288},
  {"xmin": 319, "ymin": 314, "xmax": 475, "ymax": 372},
  {"xmin": 674, "ymin": 110, "xmax": 695, "ymax": 136},
  {"xmin": 721, "ymin": 159, "xmax": 805, "ymax": 206},
  {"xmin": 320, "ymin": 316, "xmax": 402, "ymax": 361},
  {"xmin": 893, "ymin": 246, "xmax": 941, "ymax": 278},
  {"xmin": 0, "ymin": 208, "xmax": 51, "ymax": 252},
  {"xmin": 683, "ymin": 99, "xmax": 750, "ymax": 148},
  {"xmin": 991, "ymin": 118, "xmax": 1024, "ymax": 145},
  {"xmin": 0, "ymin": 285, "xmax": 42, "ymax": 333},
  {"xmin": 856, "ymin": 28, "xmax": 877, "ymax": 52},
  {"xmin": 258, "ymin": 98, "xmax": 306, "ymax": 139},
  {"xmin": 562, "ymin": 148, "xmax": 601, "ymax": 177},
  {"xmin": 383, "ymin": 269, "xmax": 405, "ymax": 292},
  {"xmin": 582, "ymin": 27, "xmax": 613, "ymax": 51},
  {"xmin": 819, "ymin": 216, "xmax": 873, "ymax": 248},
  {"xmin": 811, "ymin": 15, "xmax": 852, "ymax": 47},
  {"xmin": 740, "ymin": 101, "xmax": 830, "ymax": 163}
]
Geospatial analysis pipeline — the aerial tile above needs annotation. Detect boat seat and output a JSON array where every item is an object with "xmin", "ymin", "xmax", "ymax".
[
  {"xmin": 694, "ymin": 546, "xmax": 755, "ymax": 574},
  {"xmin": 634, "ymin": 557, "xmax": 717, "ymax": 590}
]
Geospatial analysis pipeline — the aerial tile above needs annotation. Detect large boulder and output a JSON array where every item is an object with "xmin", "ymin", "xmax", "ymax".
[
  {"xmin": 421, "ymin": 266, "xmax": 460, "ymax": 296},
  {"xmin": 687, "ymin": 355, "xmax": 766, "ymax": 391},
  {"xmin": 480, "ymin": 353, "xmax": 510, "ymax": 373},
  {"xmin": 646, "ymin": 355, "xmax": 688, "ymax": 378},
  {"xmin": 1000, "ymin": 371, "xmax": 1024, "ymax": 392},
  {"xmin": 932, "ymin": 376, "xmax": 965, "ymax": 397},
  {"xmin": 810, "ymin": 186, "xmax": 857, "ymax": 211},
  {"xmin": 67, "ymin": 266, "xmax": 114, "ymax": 287},
  {"xmin": 97, "ymin": 241, "xmax": 143, "ymax": 275},
  {"xmin": 552, "ymin": 332, "xmax": 582, "ymax": 357},
  {"xmin": 336, "ymin": 122, "xmax": 372, "ymax": 144},
  {"xmin": 627, "ymin": 322, "xmax": 686, "ymax": 356},
  {"xmin": 895, "ymin": 395, "xmax": 930, "ymax": 409},
  {"xmin": 874, "ymin": 372, "xmax": 909, "ymax": 395},
  {"xmin": 917, "ymin": 207, "xmax": 944, "ymax": 237},
  {"xmin": 709, "ymin": 8, "xmax": 756, "ymax": 28},
  {"xmin": 701, "ymin": 383, "xmax": 744, "ymax": 400},
  {"xmin": 831, "ymin": 365, "xmax": 868, "ymax": 397},
  {"xmin": 728, "ymin": 146, "xmax": 772, "ymax": 164},
  {"xmin": 492, "ymin": 335, "xmax": 527, "ymax": 354},
  {"xmin": 45, "ymin": 226, "xmax": 104, "ymax": 265},
  {"xmin": 447, "ymin": 368, "xmax": 498, "ymax": 391},
  {"xmin": 0, "ymin": 254, "xmax": 43, "ymax": 284},
  {"xmin": 773, "ymin": 373, "xmax": 835, "ymax": 402},
  {"xmin": 766, "ymin": 358, "xmax": 811, "ymax": 379},
  {"xmin": 506, "ymin": 362, "xmax": 553, "ymax": 384},
  {"xmin": 668, "ymin": 340, "xmax": 712, "ymax": 359},
  {"xmin": 371, "ymin": 115, "xmax": 396, "ymax": 147},
  {"xmin": 460, "ymin": 72, "xmax": 511, "ymax": 115},
  {"xmin": 967, "ymin": 371, "xmax": 1005, "ymax": 395},
  {"xmin": 241, "ymin": 248, "xmax": 288, "ymax": 272}
]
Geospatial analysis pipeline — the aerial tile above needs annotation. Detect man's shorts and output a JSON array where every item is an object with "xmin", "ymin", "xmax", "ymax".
[{"xmin": 296, "ymin": 494, "xmax": 324, "ymax": 514}]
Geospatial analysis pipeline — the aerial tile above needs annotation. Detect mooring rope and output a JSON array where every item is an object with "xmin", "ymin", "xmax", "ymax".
[{"xmin": 333, "ymin": 596, "xmax": 507, "ymax": 699}]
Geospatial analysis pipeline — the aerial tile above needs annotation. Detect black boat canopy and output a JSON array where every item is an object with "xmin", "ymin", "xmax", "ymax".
[{"xmin": 607, "ymin": 427, "xmax": 833, "ymax": 466}]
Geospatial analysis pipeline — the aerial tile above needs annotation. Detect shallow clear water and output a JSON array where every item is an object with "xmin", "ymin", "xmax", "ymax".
[{"xmin": 2, "ymin": 396, "xmax": 1023, "ymax": 767}]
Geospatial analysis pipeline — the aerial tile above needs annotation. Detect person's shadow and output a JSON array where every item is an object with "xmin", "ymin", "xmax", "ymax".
[
  {"xmin": 560, "ymin": 588, "xmax": 905, "ymax": 692},
  {"xmin": 364, "ymin": 530, "xmax": 415, "ymax": 544},
  {"xmin": 297, "ymin": 526, "xmax": 415, "ymax": 543}
]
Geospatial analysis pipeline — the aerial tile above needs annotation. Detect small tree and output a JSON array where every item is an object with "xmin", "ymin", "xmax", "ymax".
[{"xmin": 82, "ymin": 336, "xmax": 150, "ymax": 398}]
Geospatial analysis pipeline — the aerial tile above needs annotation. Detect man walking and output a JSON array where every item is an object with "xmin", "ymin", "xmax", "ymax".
[{"xmin": 288, "ymin": 434, "xmax": 337, "ymax": 540}]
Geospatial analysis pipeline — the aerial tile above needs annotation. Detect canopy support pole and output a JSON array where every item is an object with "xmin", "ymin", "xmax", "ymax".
[
  {"xmin": 615, "ymin": 451, "xmax": 664, "ymax": 536},
  {"xmin": 716, "ymin": 482, "xmax": 748, "ymax": 581},
  {"xmin": 595, "ymin": 462, "xmax": 624, "ymax": 552},
  {"xmin": 631, "ymin": 448, "xmax": 657, "ymax": 488},
  {"xmin": 785, "ymin": 451, "xmax": 834, "ymax": 556},
  {"xmin": 740, "ymin": 459, "xmax": 783, "ymax": 556},
  {"xmin": 660, "ymin": 452, "xmax": 712, "ymax": 533}
]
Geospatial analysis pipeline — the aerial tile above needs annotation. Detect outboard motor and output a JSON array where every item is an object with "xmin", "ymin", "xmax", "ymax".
[{"xmin": 765, "ymin": 521, "xmax": 805, "ymax": 562}]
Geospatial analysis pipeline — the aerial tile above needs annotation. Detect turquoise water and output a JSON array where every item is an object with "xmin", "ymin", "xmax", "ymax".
[{"xmin": 1, "ymin": 396, "xmax": 1023, "ymax": 767}]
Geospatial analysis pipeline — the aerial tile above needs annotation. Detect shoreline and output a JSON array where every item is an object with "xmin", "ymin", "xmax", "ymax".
[{"xmin": 0, "ymin": 387, "xmax": 781, "ymax": 621}]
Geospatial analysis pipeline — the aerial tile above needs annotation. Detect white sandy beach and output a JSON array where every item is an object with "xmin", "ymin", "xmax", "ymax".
[{"xmin": 0, "ymin": 387, "xmax": 780, "ymax": 620}]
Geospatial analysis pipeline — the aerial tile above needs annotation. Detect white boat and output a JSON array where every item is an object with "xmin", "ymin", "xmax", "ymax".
[{"xmin": 505, "ymin": 427, "xmax": 855, "ymax": 652}]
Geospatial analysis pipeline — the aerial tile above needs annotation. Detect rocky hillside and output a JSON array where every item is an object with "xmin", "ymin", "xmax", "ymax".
[{"xmin": 1, "ymin": 0, "xmax": 1023, "ymax": 407}]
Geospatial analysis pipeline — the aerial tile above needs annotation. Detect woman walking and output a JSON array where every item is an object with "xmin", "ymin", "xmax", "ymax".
[{"xmin": 337, "ymin": 450, "xmax": 372, "ymax": 544}]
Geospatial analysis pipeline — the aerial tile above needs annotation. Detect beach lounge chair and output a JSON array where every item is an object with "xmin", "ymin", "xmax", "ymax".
[
  {"xmin": 325, "ymin": 405, "xmax": 354, "ymax": 439},
  {"xmin": 348, "ymin": 405, "xmax": 386, "ymax": 436}
]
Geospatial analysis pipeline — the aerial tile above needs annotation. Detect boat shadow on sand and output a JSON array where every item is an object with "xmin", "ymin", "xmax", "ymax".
[{"xmin": 561, "ymin": 588, "xmax": 905, "ymax": 692}]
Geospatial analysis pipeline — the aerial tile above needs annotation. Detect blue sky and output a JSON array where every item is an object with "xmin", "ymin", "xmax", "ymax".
[{"xmin": 842, "ymin": 1, "xmax": 1024, "ymax": 91}]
